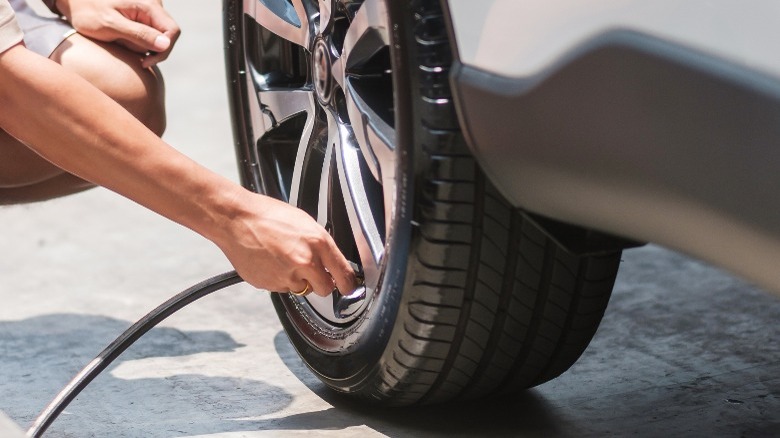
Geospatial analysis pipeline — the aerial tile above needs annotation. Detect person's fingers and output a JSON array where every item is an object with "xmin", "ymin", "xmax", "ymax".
[
  {"xmin": 107, "ymin": 2, "xmax": 179, "ymax": 57},
  {"xmin": 214, "ymin": 193, "xmax": 360, "ymax": 296},
  {"xmin": 111, "ymin": 18, "xmax": 170, "ymax": 54},
  {"xmin": 287, "ymin": 246, "xmax": 353, "ymax": 298},
  {"xmin": 287, "ymin": 279, "xmax": 312, "ymax": 296},
  {"xmin": 138, "ymin": 5, "xmax": 180, "ymax": 66},
  {"xmin": 304, "ymin": 264, "xmax": 338, "ymax": 298},
  {"xmin": 319, "ymin": 241, "xmax": 359, "ymax": 296},
  {"xmin": 141, "ymin": 44, "xmax": 170, "ymax": 67},
  {"xmin": 142, "ymin": 2, "xmax": 179, "ymax": 38}
]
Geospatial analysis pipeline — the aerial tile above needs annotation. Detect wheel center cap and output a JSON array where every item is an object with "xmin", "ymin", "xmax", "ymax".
[{"xmin": 313, "ymin": 39, "xmax": 333, "ymax": 103}]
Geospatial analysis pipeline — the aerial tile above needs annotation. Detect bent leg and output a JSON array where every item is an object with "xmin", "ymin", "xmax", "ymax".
[{"xmin": 0, "ymin": 34, "xmax": 166, "ymax": 204}]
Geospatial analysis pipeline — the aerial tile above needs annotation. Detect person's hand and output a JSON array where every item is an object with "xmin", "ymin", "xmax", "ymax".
[
  {"xmin": 56, "ymin": 0, "xmax": 180, "ymax": 67},
  {"xmin": 213, "ymin": 191, "xmax": 359, "ymax": 297}
]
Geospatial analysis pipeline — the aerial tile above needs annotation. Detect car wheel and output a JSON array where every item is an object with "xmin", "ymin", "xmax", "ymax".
[{"xmin": 224, "ymin": 0, "xmax": 622, "ymax": 405}]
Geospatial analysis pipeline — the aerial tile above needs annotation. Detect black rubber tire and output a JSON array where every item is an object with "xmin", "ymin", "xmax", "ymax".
[{"xmin": 224, "ymin": 0, "xmax": 622, "ymax": 405}]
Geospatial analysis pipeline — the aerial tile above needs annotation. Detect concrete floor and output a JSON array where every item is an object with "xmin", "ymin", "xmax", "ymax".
[{"xmin": 2, "ymin": 1, "xmax": 779, "ymax": 436}]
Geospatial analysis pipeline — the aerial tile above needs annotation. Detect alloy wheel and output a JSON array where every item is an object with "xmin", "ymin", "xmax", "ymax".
[{"xmin": 240, "ymin": 0, "xmax": 395, "ymax": 325}]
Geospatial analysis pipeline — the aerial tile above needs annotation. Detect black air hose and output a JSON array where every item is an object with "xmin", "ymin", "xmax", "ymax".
[{"xmin": 27, "ymin": 270, "xmax": 243, "ymax": 437}]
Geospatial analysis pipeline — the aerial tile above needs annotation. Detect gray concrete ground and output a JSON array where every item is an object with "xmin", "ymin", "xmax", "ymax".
[{"xmin": 2, "ymin": 1, "xmax": 779, "ymax": 436}]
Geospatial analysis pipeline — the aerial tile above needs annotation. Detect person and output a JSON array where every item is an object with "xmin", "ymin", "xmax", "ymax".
[
  {"xmin": 2, "ymin": 0, "xmax": 176, "ymax": 202},
  {"xmin": 0, "ymin": 0, "xmax": 357, "ymax": 296}
]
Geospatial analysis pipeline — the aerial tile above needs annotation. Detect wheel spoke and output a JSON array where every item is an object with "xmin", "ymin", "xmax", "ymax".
[
  {"xmin": 344, "ymin": 81, "xmax": 395, "ymax": 186},
  {"xmin": 330, "ymin": 0, "xmax": 394, "ymax": 184},
  {"xmin": 330, "ymin": 117, "xmax": 384, "ymax": 286},
  {"xmin": 331, "ymin": 55, "xmax": 346, "ymax": 90},
  {"xmin": 243, "ymin": 71, "xmax": 270, "ymax": 147},
  {"xmin": 255, "ymin": 88, "xmax": 316, "ymax": 131},
  {"xmin": 316, "ymin": 117, "xmax": 336, "ymax": 228},
  {"xmin": 250, "ymin": 0, "xmax": 313, "ymax": 47},
  {"xmin": 289, "ymin": 109, "xmax": 319, "ymax": 206},
  {"xmin": 318, "ymin": 0, "xmax": 332, "ymax": 33},
  {"xmin": 341, "ymin": 0, "xmax": 389, "ymax": 71}
]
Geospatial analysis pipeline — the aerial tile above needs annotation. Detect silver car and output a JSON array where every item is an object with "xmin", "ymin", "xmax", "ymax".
[{"xmin": 223, "ymin": 0, "xmax": 780, "ymax": 405}]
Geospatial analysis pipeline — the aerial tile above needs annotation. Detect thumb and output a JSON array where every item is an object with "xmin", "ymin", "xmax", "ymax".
[
  {"xmin": 150, "ymin": 33, "xmax": 171, "ymax": 52},
  {"xmin": 117, "ymin": 19, "xmax": 171, "ymax": 53}
]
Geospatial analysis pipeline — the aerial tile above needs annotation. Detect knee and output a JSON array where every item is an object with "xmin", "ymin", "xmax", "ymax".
[
  {"xmin": 93, "ymin": 55, "xmax": 167, "ymax": 136},
  {"xmin": 122, "ymin": 64, "xmax": 167, "ymax": 136},
  {"xmin": 53, "ymin": 35, "xmax": 167, "ymax": 136}
]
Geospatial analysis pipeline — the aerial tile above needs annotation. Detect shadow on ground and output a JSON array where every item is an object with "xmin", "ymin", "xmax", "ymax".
[
  {"xmin": 4, "ymin": 242, "xmax": 780, "ymax": 438},
  {"xmin": 0, "ymin": 314, "xmax": 292, "ymax": 437},
  {"xmin": 272, "ymin": 331, "xmax": 569, "ymax": 437}
]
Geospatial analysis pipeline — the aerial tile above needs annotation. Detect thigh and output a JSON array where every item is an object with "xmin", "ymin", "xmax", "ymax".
[
  {"xmin": 0, "ymin": 0, "xmax": 76, "ymax": 187},
  {"xmin": 1, "ymin": 6, "xmax": 165, "ymax": 196},
  {"xmin": 0, "ymin": 130, "xmax": 63, "ymax": 188},
  {"xmin": 11, "ymin": 0, "xmax": 165, "ymax": 119}
]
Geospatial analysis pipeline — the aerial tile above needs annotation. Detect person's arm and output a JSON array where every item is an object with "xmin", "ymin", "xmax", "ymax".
[{"xmin": 0, "ymin": 43, "xmax": 356, "ymax": 295}]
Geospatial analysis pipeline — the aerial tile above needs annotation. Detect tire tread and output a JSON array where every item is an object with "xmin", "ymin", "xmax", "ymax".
[{"xmin": 364, "ymin": 0, "xmax": 621, "ymax": 405}]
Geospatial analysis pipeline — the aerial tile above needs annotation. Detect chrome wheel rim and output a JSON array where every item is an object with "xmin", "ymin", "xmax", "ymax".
[{"xmin": 241, "ymin": 0, "xmax": 394, "ymax": 325}]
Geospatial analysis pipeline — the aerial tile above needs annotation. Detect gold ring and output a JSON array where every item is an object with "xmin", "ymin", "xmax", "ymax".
[{"xmin": 289, "ymin": 281, "xmax": 312, "ymax": 297}]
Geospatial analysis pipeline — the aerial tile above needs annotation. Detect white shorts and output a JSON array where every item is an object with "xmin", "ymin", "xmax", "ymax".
[{"xmin": 10, "ymin": 0, "xmax": 74, "ymax": 57}]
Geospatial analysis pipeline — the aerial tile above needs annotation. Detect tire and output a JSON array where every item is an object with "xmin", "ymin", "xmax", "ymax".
[{"xmin": 224, "ymin": 0, "xmax": 622, "ymax": 405}]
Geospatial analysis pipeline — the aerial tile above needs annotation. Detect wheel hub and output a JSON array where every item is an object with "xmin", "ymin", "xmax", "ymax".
[{"xmin": 313, "ymin": 39, "xmax": 333, "ymax": 104}]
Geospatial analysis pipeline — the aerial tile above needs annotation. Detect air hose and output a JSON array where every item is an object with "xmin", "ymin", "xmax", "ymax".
[{"xmin": 26, "ymin": 270, "xmax": 244, "ymax": 437}]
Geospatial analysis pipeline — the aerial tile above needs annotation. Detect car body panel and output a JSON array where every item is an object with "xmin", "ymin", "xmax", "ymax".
[
  {"xmin": 445, "ymin": 1, "xmax": 780, "ymax": 293},
  {"xmin": 447, "ymin": 0, "xmax": 780, "ymax": 80}
]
